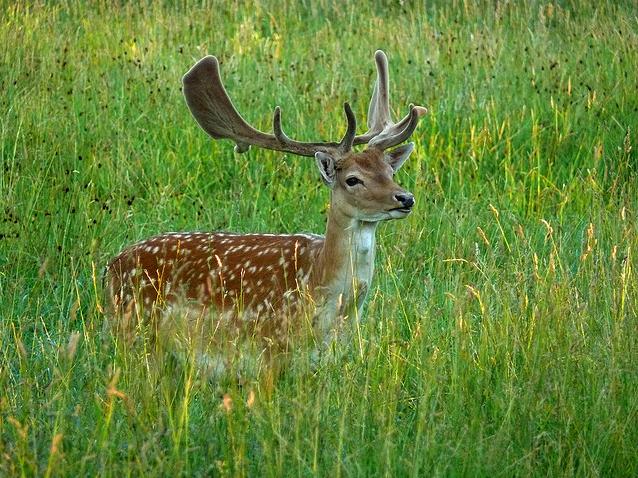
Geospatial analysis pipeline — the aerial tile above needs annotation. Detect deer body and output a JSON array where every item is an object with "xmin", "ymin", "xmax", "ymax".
[
  {"xmin": 105, "ymin": 51, "xmax": 426, "ymax": 374},
  {"xmin": 107, "ymin": 223, "xmax": 373, "ymax": 347}
]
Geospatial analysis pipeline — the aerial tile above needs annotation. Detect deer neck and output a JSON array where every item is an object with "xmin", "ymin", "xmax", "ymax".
[{"xmin": 313, "ymin": 205, "xmax": 378, "ymax": 307}]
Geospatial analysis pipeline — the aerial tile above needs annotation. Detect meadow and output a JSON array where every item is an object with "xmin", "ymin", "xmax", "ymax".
[{"xmin": 1, "ymin": 1, "xmax": 637, "ymax": 476}]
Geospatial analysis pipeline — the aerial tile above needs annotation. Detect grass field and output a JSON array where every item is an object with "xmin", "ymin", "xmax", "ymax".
[{"xmin": 1, "ymin": 1, "xmax": 637, "ymax": 476}]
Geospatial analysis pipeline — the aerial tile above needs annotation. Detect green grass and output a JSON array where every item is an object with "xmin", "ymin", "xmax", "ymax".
[{"xmin": 1, "ymin": 0, "xmax": 637, "ymax": 476}]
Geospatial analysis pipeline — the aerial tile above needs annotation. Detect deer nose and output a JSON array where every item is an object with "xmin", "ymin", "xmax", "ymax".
[{"xmin": 394, "ymin": 193, "xmax": 415, "ymax": 208}]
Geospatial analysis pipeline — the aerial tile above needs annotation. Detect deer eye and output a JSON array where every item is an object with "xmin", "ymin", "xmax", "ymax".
[{"xmin": 345, "ymin": 176, "xmax": 363, "ymax": 187}]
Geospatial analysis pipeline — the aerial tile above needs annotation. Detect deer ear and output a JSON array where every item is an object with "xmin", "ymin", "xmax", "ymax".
[
  {"xmin": 385, "ymin": 142, "xmax": 415, "ymax": 173},
  {"xmin": 315, "ymin": 152, "xmax": 337, "ymax": 188}
]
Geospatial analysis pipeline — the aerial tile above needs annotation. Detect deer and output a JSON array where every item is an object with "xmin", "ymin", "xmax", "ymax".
[{"xmin": 105, "ymin": 50, "xmax": 427, "ymax": 378}]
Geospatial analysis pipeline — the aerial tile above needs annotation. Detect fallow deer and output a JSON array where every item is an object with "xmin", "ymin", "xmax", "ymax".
[{"xmin": 105, "ymin": 50, "xmax": 427, "ymax": 376}]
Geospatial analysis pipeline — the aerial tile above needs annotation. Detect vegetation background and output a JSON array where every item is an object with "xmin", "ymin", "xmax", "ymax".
[{"xmin": 1, "ymin": 0, "xmax": 637, "ymax": 476}]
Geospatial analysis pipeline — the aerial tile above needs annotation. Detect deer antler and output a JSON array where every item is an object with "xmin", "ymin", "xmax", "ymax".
[
  {"xmin": 182, "ymin": 56, "xmax": 355, "ymax": 157},
  {"xmin": 182, "ymin": 51, "xmax": 425, "ymax": 157},
  {"xmin": 354, "ymin": 50, "xmax": 427, "ymax": 150}
]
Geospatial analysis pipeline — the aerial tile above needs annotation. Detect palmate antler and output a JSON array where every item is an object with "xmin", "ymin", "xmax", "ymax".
[
  {"xmin": 354, "ymin": 50, "xmax": 428, "ymax": 150},
  {"xmin": 182, "ymin": 50, "xmax": 426, "ymax": 158}
]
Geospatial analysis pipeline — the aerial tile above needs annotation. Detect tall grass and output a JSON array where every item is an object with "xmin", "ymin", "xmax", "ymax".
[{"xmin": 1, "ymin": 1, "xmax": 637, "ymax": 476}]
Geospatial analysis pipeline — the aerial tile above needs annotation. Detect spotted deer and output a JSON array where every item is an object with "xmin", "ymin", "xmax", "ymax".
[{"xmin": 105, "ymin": 50, "xmax": 426, "ymax": 375}]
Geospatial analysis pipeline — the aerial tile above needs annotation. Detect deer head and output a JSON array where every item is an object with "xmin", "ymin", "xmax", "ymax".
[{"xmin": 182, "ymin": 50, "xmax": 427, "ymax": 224}]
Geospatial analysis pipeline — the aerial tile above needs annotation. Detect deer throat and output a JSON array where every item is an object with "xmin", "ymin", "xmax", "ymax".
[
  {"xmin": 317, "ymin": 215, "xmax": 378, "ymax": 309},
  {"xmin": 350, "ymin": 221, "xmax": 377, "ymax": 289}
]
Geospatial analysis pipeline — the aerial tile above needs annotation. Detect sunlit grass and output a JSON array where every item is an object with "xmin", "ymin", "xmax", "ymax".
[{"xmin": 1, "ymin": 1, "xmax": 637, "ymax": 476}]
